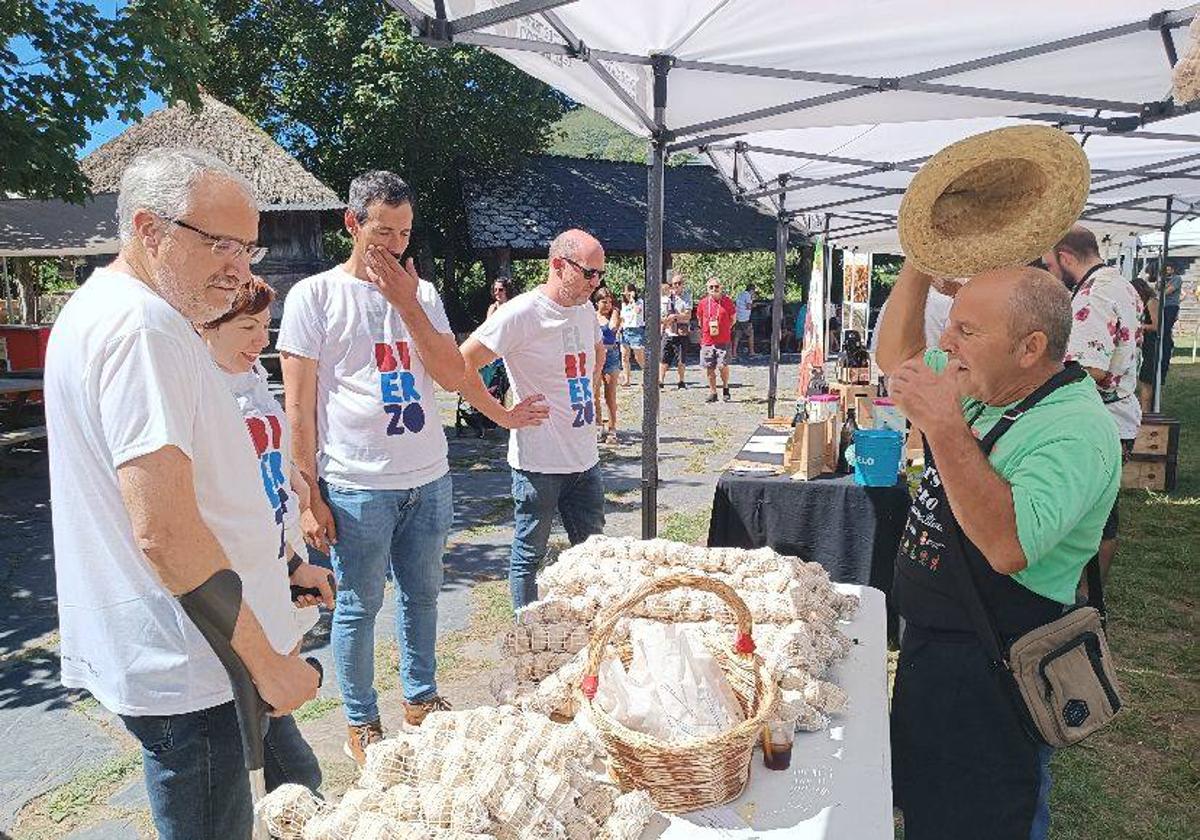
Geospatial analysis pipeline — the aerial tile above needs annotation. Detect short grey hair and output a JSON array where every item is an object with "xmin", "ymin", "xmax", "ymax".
[
  {"xmin": 117, "ymin": 148, "xmax": 253, "ymax": 243},
  {"xmin": 348, "ymin": 170, "xmax": 414, "ymax": 223},
  {"xmin": 1008, "ymin": 266, "xmax": 1073, "ymax": 360},
  {"xmin": 548, "ymin": 228, "xmax": 597, "ymax": 262}
]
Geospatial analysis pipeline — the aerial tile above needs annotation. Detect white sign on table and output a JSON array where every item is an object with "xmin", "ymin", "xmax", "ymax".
[{"xmin": 642, "ymin": 585, "xmax": 892, "ymax": 839}]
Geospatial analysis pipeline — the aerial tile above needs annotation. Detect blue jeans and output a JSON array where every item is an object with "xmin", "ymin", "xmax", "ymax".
[
  {"xmin": 121, "ymin": 702, "xmax": 320, "ymax": 840},
  {"xmin": 510, "ymin": 465, "xmax": 605, "ymax": 609},
  {"xmin": 325, "ymin": 473, "xmax": 452, "ymax": 719},
  {"xmin": 1030, "ymin": 744, "xmax": 1053, "ymax": 840}
]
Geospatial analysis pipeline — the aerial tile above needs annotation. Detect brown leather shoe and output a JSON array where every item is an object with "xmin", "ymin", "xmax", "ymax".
[
  {"xmin": 343, "ymin": 719, "xmax": 383, "ymax": 767},
  {"xmin": 403, "ymin": 695, "xmax": 452, "ymax": 727}
]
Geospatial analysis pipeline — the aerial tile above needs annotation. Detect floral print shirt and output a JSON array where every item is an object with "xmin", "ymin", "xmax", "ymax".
[{"xmin": 1064, "ymin": 266, "xmax": 1143, "ymax": 439}]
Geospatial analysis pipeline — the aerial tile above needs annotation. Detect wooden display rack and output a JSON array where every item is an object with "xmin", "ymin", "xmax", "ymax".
[{"xmin": 1121, "ymin": 414, "xmax": 1180, "ymax": 491}]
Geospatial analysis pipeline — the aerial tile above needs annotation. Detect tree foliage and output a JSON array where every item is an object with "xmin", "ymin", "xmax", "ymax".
[
  {"xmin": 200, "ymin": 0, "xmax": 569, "ymax": 267},
  {"xmin": 1, "ymin": 0, "xmax": 209, "ymax": 201}
]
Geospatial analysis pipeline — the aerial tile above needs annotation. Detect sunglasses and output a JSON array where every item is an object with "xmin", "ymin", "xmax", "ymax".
[{"xmin": 561, "ymin": 256, "xmax": 606, "ymax": 281}]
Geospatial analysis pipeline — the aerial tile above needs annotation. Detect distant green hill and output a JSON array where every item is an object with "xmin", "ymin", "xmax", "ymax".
[{"xmin": 546, "ymin": 107, "xmax": 694, "ymax": 165}]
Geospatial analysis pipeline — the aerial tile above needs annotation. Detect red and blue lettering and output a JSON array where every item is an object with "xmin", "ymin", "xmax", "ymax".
[
  {"xmin": 246, "ymin": 413, "xmax": 290, "ymax": 559},
  {"xmin": 375, "ymin": 341, "xmax": 425, "ymax": 435},
  {"xmin": 564, "ymin": 351, "xmax": 594, "ymax": 428}
]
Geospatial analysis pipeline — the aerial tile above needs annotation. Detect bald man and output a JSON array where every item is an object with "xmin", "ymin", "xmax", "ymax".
[
  {"xmin": 460, "ymin": 230, "xmax": 607, "ymax": 608},
  {"xmin": 877, "ymin": 262, "xmax": 1121, "ymax": 840}
]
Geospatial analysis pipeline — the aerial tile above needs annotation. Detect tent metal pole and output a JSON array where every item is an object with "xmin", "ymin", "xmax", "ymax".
[
  {"xmin": 641, "ymin": 55, "xmax": 670, "ymax": 540},
  {"xmin": 823, "ymin": 217, "xmax": 833, "ymax": 360},
  {"xmin": 450, "ymin": 0, "xmax": 577, "ymax": 35},
  {"xmin": 1152, "ymin": 196, "xmax": 1174, "ymax": 413},
  {"xmin": 767, "ymin": 176, "xmax": 789, "ymax": 419}
]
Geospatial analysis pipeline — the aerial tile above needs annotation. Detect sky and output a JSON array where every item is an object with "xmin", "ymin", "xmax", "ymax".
[{"xmin": 11, "ymin": 0, "xmax": 162, "ymax": 158}]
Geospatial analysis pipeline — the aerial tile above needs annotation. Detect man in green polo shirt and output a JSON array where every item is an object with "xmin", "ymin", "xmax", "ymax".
[{"xmin": 876, "ymin": 261, "xmax": 1120, "ymax": 840}]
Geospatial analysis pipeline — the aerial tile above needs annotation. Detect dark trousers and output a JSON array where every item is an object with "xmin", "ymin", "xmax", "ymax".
[
  {"xmin": 891, "ymin": 627, "xmax": 1040, "ymax": 840},
  {"xmin": 1161, "ymin": 305, "xmax": 1179, "ymax": 379}
]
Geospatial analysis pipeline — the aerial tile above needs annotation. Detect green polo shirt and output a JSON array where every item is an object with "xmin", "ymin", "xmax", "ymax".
[{"xmin": 925, "ymin": 349, "xmax": 1121, "ymax": 604}]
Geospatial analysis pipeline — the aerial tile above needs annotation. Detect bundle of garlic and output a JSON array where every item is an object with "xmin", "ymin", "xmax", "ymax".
[
  {"xmin": 498, "ymin": 536, "xmax": 857, "ymax": 729},
  {"xmin": 257, "ymin": 706, "xmax": 655, "ymax": 840}
]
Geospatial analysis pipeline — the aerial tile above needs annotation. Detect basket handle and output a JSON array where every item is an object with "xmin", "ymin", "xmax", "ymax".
[{"xmin": 579, "ymin": 572, "xmax": 756, "ymax": 700}]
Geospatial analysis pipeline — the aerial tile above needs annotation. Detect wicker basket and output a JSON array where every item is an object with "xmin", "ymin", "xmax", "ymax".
[{"xmin": 579, "ymin": 572, "xmax": 780, "ymax": 813}]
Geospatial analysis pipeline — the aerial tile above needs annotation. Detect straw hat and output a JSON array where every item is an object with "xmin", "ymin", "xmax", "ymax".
[{"xmin": 898, "ymin": 125, "xmax": 1090, "ymax": 277}]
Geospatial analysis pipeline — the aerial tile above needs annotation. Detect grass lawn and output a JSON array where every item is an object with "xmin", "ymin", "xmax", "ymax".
[{"xmin": 1047, "ymin": 361, "xmax": 1199, "ymax": 839}]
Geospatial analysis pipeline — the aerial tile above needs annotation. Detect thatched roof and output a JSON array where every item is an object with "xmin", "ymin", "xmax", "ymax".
[{"xmin": 81, "ymin": 92, "xmax": 342, "ymax": 212}]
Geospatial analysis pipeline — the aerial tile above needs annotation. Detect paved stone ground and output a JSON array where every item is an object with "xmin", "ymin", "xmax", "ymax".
[{"xmin": 0, "ymin": 353, "xmax": 793, "ymax": 839}]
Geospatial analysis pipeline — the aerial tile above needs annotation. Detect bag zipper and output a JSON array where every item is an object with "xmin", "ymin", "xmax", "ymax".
[{"xmin": 1036, "ymin": 631, "xmax": 1121, "ymax": 713}]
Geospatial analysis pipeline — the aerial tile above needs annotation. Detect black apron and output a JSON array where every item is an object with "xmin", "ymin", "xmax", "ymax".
[{"xmin": 891, "ymin": 364, "xmax": 1086, "ymax": 840}]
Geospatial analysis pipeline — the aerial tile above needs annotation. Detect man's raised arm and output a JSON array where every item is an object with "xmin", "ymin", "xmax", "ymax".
[{"xmin": 876, "ymin": 261, "xmax": 935, "ymax": 374}]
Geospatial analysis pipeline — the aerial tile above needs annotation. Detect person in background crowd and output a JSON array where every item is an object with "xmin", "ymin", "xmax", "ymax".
[
  {"xmin": 45, "ymin": 148, "xmax": 320, "ymax": 839},
  {"xmin": 593, "ymin": 285, "xmax": 622, "ymax": 443},
  {"xmin": 732, "ymin": 284, "xmax": 755, "ymax": 358},
  {"xmin": 1159, "ymin": 263, "xmax": 1182, "ymax": 380},
  {"xmin": 619, "ymin": 281, "xmax": 646, "ymax": 386},
  {"xmin": 1132, "ymin": 275, "xmax": 1161, "ymax": 413},
  {"xmin": 877, "ymin": 260, "xmax": 1120, "ymax": 840},
  {"xmin": 661, "ymin": 270, "xmax": 691, "ymax": 389},
  {"xmin": 279, "ymin": 170, "xmax": 464, "ymax": 766},
  {"xmin": 1043, "ymin": 225, "xmax": 1142, "ymax": 584},
  {"xmin": 459, "ymin": 229, "xmax": 606, "ymax": 609},
  {"xmin": 488, "ymin": 276, "xmax": 513, "ymax": 319},
  {"xmin": 870, "ymin": 283, "xmax": 957, "ymax": 353},
  {"xmin": 696, "ymin": 276, "xmax": 737, "ymax": 403}
]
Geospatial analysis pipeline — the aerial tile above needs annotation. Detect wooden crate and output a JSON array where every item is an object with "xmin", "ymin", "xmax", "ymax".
[
  {"xmin": 1121, "ymin": 456, "xmax": 1173, "ymax": 491},
  {"xmin": 1131, "ymin": 414, "xmax": 1180, "ymax": 458}
]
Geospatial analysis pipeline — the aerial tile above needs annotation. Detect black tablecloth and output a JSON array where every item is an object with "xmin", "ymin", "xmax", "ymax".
[{"xmin": 707, "ymin": 427, "xmax": 910, "ymax": 600}]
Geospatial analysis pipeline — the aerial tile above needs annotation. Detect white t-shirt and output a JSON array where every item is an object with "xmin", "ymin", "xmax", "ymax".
[
  {"xmin": 472, "ymin": 288, "xmax": 602, "ymax": 474},
  {"xmin": 277, "ymin": 267, "xmax": 453, "ymax": 490},
  {"xmin": 620, "ymin": 299, "xmax": 645, "ymax": 329},
  {"xmin": 869, "ymin": 287, "xmax": 954, "ymax": 352},
  {"xmin": 45, "ymin": 267, "xmax": 300, "ymax": 717},
  {"xmin": 222, "ymin": 365, "xmax": 303, "ymax": 559},
  {"xmin": 735, "ymin": 290, "xmax": 753, "ymax": 322}
]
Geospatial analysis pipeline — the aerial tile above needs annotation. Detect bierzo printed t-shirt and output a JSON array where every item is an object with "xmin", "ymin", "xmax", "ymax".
[
  {"xmin": 45, "ymin": 267, "xmax": 299, "ymax": 717},
  {"xmin": 277, "ymin": 267, "xmax": 452, "ymax": 491},
  {"xmin": 923, "ymin": 348, "xmax": 1121, "ymax": 604},
  {"xmin": 696, "ymin": 295, "xmax": 736, "ymax": 346},
  {"xmin": 223, "ymin": 364, "xmax": 303, "ymax": 559},
  {"xmin": 472, "ymin": 288, "xmax": 602, "ymax": 474}
]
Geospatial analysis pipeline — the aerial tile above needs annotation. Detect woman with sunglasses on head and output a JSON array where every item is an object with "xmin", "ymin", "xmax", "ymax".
[
  {"xmin": 618, "ymin": 282, "xmax": 645, "ymax": 386},
  {"xmin": 593, "ymin": 285, "xmax": 622, "ymax": 443}
]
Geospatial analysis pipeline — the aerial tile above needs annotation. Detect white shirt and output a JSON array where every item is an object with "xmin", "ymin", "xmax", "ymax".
[
  {"xmin": 45, "ymin": 268, "xmax": 299, "ymax": 717},
  {"xmin": 1065, "ymin": 265, "xmax": 1143, "ymax": 440},
  {"xmin": 735, "ymin": 290, "xmax": 753, "ymax": 322},
  {"xmin": 472, "ymin": 288, "xmax": 602, "ymax": 474},
  {"xmin": 222, "ymin": 365, "xmax": 303, "ymax": 559},
  {"xmin": 869, "ymin": 287, "xmax": 954, "ymax": 352},
  {"xmin": 277, "ymin": 267, "xmax": 453, "ymax": 490},
  {"xmin": 620, "ymin": 299, "xmax": 645, "ymax": 329}
]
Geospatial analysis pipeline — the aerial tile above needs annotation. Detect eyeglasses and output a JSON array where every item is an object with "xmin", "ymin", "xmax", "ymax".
[
  {"xmin": 560, "ymin": 256, "xmax": 606, "ymax": 281},
  {"xmin": 166, "ymin": 217, "xmax": 268, "ymax": 265}
]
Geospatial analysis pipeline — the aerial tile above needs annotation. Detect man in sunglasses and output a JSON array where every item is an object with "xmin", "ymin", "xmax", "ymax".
[
  {"xmin": 45, "ymin": 148, "xmax": 320, "ymax": 839},
  {"xmin": 459, "ymin": 229, "xmax": 607, "ymax": 609}
]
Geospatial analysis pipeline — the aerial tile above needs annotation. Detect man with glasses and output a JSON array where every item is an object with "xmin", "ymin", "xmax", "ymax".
[
  {"xmin": 45, "ymin": 148, "xmax": 320, "ymax": 839},
  {"xmin": 661, "ymin": 270, "xmax": 692, "ymax": 389},
  {"xmin": 279, "ymin": 170, "xmax": 465, "ymax": 764},
  {"xmin": 696, "ymin": 277, "xmax": 737, "ymax": 403},
  {"xmin": 459, "ymin": 229, "xmax": 607, "ymax": 609}
]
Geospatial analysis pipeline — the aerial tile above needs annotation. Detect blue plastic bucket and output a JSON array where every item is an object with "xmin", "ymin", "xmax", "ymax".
[{"xmin": 853, "ymin": 429, "xmax": 904, "ymax": 486}]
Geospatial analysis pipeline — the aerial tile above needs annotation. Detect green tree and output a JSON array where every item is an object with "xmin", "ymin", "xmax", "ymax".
[
  {"xmin": 1, "ymin": 0, "xmax": 209, "ymax": 201},
  {"xmin": 200, "ymin": 0, "xmax": 569, "ymax": 305}
]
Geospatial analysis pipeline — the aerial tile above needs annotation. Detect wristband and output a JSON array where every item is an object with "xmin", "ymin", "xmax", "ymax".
[{"xmin": 287, "ymin": 555, "xmax": 303, "ymax": 577}]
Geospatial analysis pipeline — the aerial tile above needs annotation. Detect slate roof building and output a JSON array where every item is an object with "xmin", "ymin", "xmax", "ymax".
[{"xmin": 462, "ymin": 154, "xmax": 788, "ymax": 276}]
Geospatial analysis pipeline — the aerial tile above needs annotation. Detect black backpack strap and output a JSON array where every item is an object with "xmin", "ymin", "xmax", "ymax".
[
  {"xmin": 977, "ymin": 363, "xmax": 1088, "ymax": 455},
  {"xmin": 1085, "ymin": 554, "xmax": 1106, "ymax": 618}
]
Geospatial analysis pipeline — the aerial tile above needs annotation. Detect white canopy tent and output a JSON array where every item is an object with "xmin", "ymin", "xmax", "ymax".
[{"xmin": 386, "ymin": 0, "xmax": 1198, "ymax": 535}]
